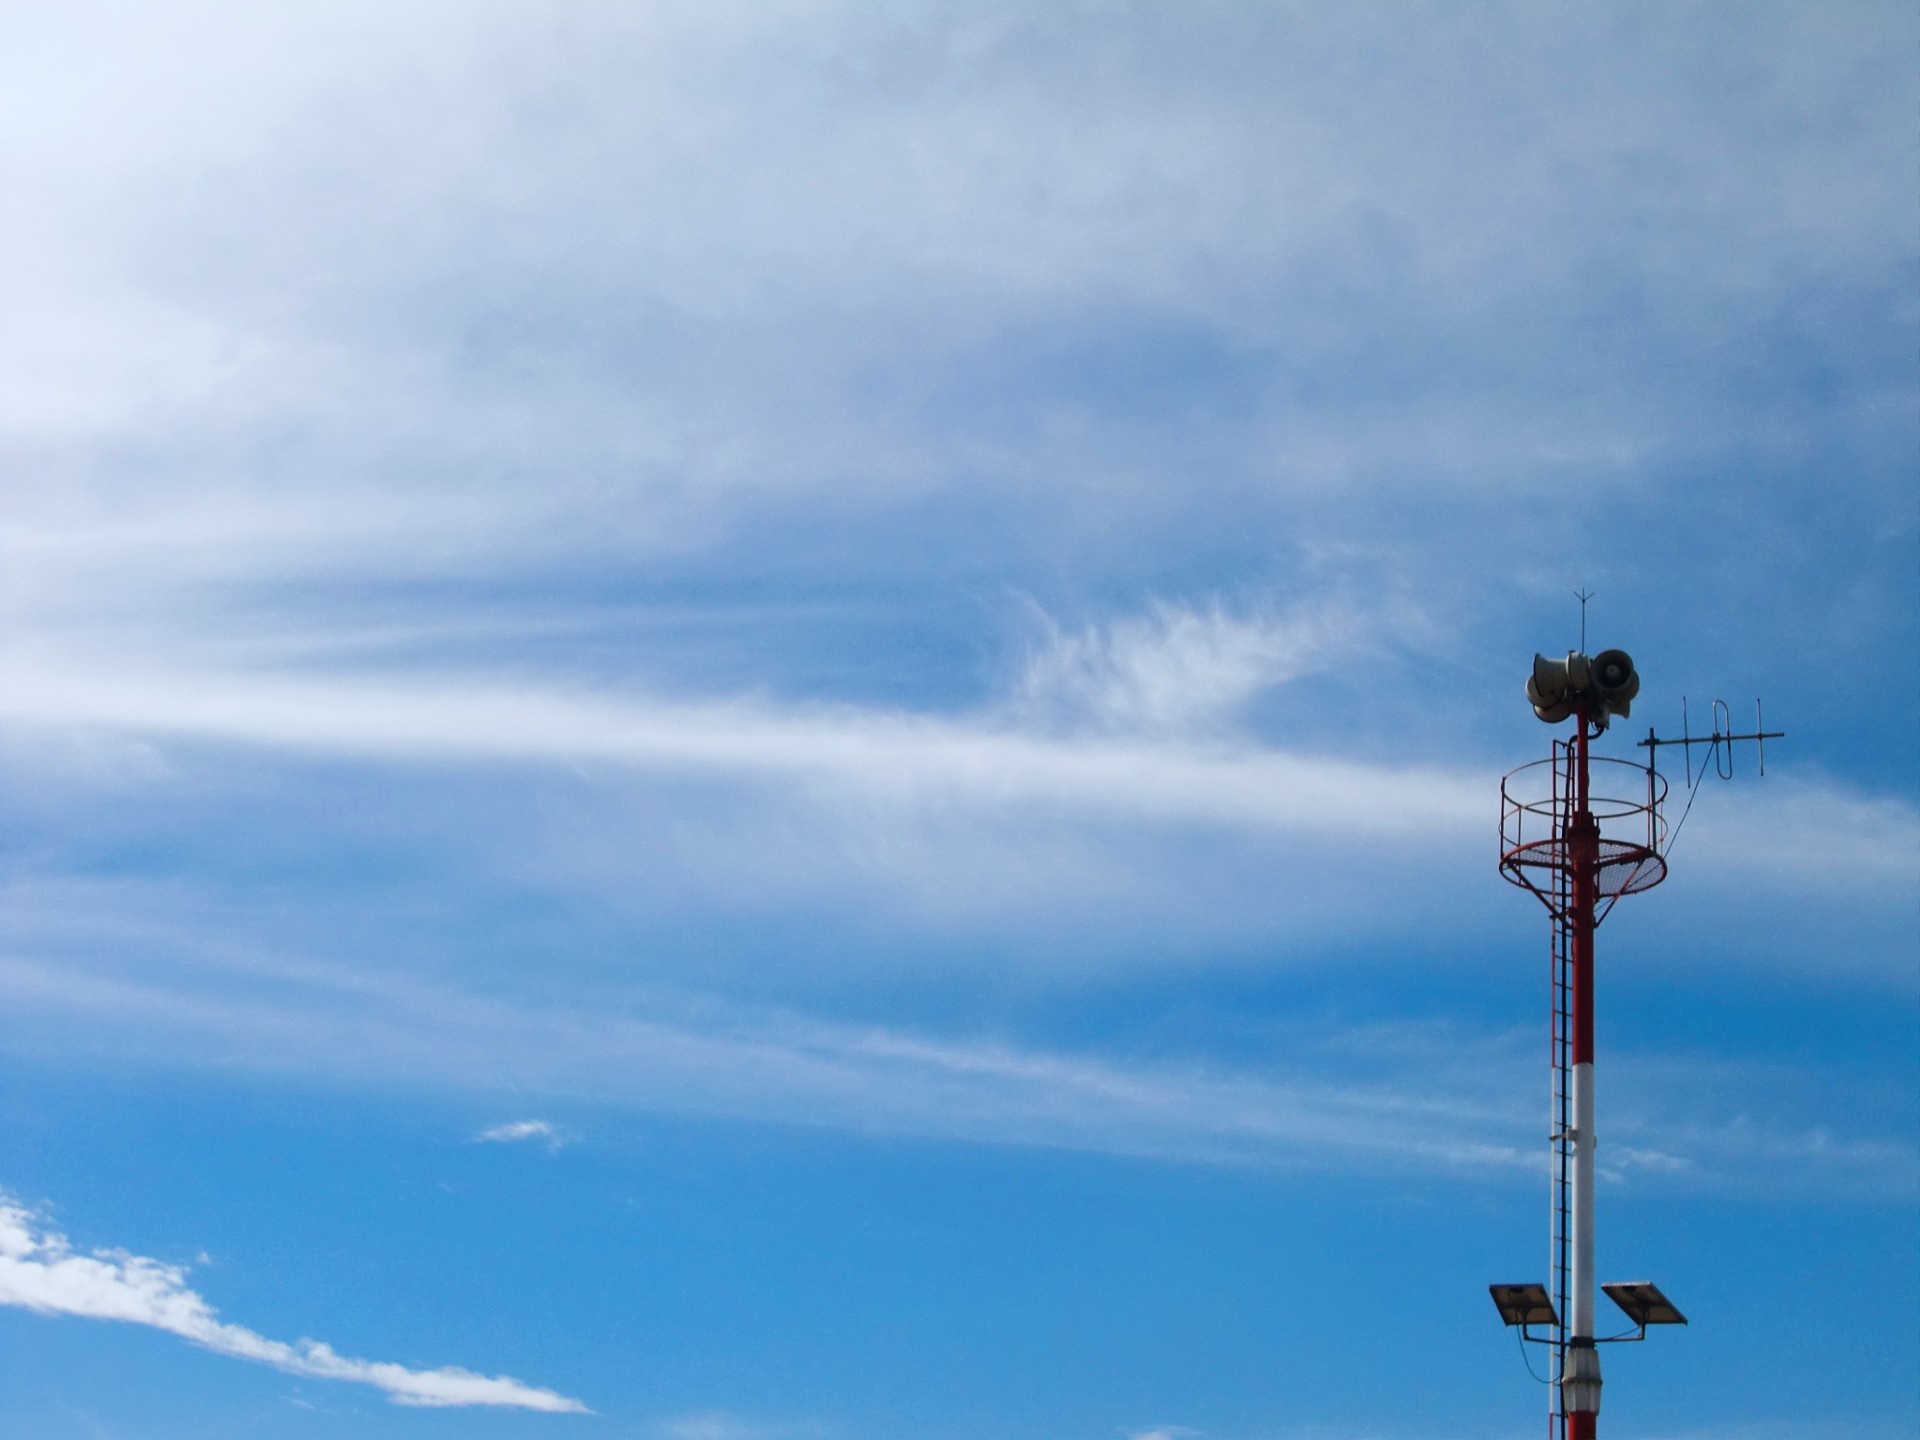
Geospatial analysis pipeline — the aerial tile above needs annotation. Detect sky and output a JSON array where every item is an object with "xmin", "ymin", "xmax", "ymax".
[{"xmin": 0, "ymin": 2, "xmax": 1914, "ymax": 1436}]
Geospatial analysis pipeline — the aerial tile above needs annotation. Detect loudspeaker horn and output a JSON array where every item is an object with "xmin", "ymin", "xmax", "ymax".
[{"xmin": 1591, "ymin": 648, "xmax": 1639, "ymax": 718}]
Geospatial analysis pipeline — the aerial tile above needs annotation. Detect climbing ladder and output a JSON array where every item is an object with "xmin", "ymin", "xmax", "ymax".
[{"xmin": 1546, "ymin": 736, "xmax": 1574, "ymax": 1438}]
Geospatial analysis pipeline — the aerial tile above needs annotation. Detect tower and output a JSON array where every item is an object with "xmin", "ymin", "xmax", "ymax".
[{"xmin": 1490, "ymin": 647, "xmax": 1680, "ymax": 1438}]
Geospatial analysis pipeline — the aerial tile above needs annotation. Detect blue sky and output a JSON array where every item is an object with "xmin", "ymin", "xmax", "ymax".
[{"xmin": 0, "ymin": 2, "xmax": 1914, "ymax": 1436}]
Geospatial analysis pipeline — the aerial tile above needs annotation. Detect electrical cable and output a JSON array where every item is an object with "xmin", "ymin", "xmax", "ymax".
[
  {"xmin": 1515, "ymin": 1325, "xmax": 1554, "ymax": 1385},
  {"xmin": 1659, "ymin": 746, "xmax": 1713, "ymax": 859}
]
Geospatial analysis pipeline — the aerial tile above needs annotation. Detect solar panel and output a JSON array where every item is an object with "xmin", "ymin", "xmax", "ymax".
[
  {"xmin": 1602, "ymin": 1281, "xmax": 1687, "ymax": 1326},
  {"xmin": 1488, "ymin": 1283, "xmax": 1559, "ymax": 1327}
]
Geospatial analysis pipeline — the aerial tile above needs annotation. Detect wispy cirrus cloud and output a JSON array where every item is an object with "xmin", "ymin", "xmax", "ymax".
[
  {"xmin": 0, "ymin": 946, "xmax": 1533, "ymax": 1177},
  {"xmin": 0, "ymin": 931, "xmax": 1910, "ymax": 1200},
  {"xmin": 1006, "ymin": 597, "xmax": 1365, "ymax": 737},
  {"xmin": 0, "ymin": 1195, "xmax": 586, "ymax": 1411}
]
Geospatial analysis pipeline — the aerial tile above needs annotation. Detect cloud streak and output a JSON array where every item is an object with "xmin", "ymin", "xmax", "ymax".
[
  {"xmin": 0, "ymin": 947, "xmax": 1531, "ymax": 1177},
  {"xmin": 0, "ymin": 650, "xmax": 1488, "ymax": 839},
  {"xmin": 0, "ymin": 1195, "xmax": 586, "ymax": 1411},
  {"xmin": 3, "ymin": 645, "xmax": 1910, "ymax": 908},
  {"xmin": 0, "ymin": 933, "xmax": 1909, "ymax": 1200}
]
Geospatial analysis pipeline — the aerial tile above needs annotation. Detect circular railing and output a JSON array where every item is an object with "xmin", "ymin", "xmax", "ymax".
[{"xmin": 1499, "ymin": 751, "xmax": 1668, "ymax": 914}]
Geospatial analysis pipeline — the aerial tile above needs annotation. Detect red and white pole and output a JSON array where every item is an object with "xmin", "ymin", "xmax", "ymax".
[{"xmin": 1564, "ymin": 711, "xmax": 1602, "ymax": 1437}]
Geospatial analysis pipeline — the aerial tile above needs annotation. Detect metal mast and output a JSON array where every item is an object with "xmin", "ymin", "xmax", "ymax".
[
  {"xmin": 1492, "ymin": 644, "xmax": 1768, "ymax": 1432},
  {"xmin": 1561, "ymin": 706, "xmax": 1602, "ymax": 1438},
  {"xmin": 1494, "ymin": 647, "xmax": 1671, "ymax": 1439}
]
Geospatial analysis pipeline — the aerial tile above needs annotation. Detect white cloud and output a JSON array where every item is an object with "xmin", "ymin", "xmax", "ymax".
[
  {"xmin": 1671, "ymin": 775, "xmax": 1920, "ymax": 891},
  {"xmin": 0, "ymin": 1195, "xmax": 586, "ymax": 1411},
  {"xmin": 656, "ymin": 1414, "xmax": 823, "ymax": 1440},
  {"xmin": 474, "ymin": 1118, "xmax": 571, "ymax": 1149}
]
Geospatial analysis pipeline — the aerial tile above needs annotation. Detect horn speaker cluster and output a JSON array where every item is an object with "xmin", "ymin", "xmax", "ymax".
[{"xmin": 1526, "ymin": 648, "xmax": 1638, "ymax": 728}]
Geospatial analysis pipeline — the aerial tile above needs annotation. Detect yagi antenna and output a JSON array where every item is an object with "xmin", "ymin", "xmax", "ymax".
[{"xmin": 1640, "ymin": 697, "xmax": 1783, "ymax": 778}]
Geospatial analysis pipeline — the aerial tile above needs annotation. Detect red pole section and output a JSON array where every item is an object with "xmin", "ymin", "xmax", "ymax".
[{"xmin": 1570, "ymin": 721, "xmax": 1596, "ymax": 1070}]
